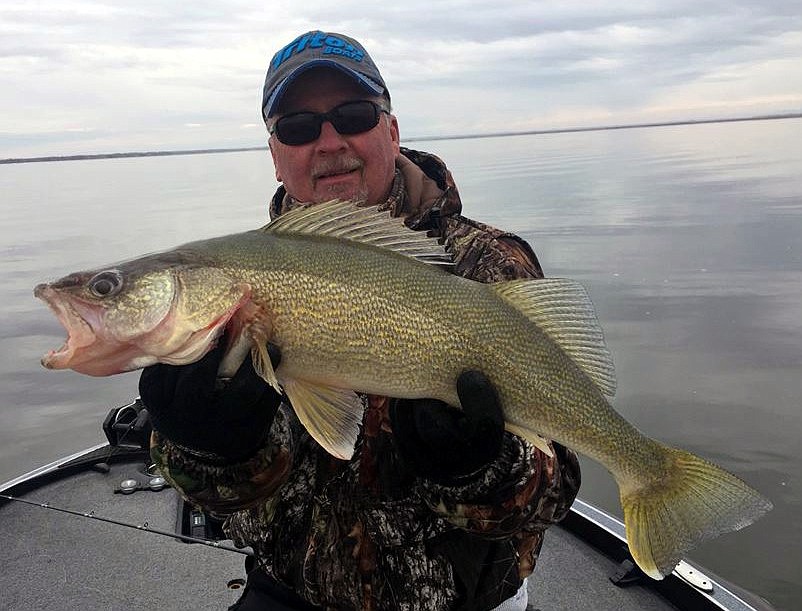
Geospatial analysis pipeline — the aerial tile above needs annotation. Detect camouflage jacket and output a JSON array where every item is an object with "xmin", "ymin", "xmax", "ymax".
[{"xmin": 151, "ymin": 147, "xmax": 581, "ymax": 611}]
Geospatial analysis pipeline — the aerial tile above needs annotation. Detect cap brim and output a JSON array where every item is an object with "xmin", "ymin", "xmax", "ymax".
[{"xmin": 263, "ymin": 59, "xmax": 385, "ymax": 119}]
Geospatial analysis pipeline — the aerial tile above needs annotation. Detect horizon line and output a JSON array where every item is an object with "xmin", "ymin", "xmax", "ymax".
[{"xmin": 2, "ymin": 112, "xmax": 800, "ymax": 165}]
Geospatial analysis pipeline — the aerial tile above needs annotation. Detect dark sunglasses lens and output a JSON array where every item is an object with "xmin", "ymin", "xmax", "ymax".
[
  {"xmin": 330, "ymin": 101, "xmax": 380, "ymax": 135},
  {"xmin": 274, "ymin": 102, "xmax": 382, "ymax": 145},
  {"xmin": 275, "ymin": 114, "xmax": 321, "ymax": 145}
]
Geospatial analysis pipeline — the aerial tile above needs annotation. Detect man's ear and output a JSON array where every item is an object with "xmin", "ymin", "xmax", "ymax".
[
  {"xmin": 268, "ymin": 138, "xmax": 282, "ymax": 182},
  {"xmin": 388, "ymin": 114, "xmax": 400, "ymax": 153}
]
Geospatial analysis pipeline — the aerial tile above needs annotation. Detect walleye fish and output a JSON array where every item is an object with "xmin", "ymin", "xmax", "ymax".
[{"xmin": 35, "ymin": 200, "xmax": 771, "ymax": 579}]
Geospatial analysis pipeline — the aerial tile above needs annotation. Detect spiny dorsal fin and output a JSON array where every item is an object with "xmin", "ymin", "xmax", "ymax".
[
  {"xmin": 263, "ymin": 200, "xmax": 452, "ymax": 266},
  {"xmin": 493, "ymin": 278, "xmax": 617, "ymax": 397}
]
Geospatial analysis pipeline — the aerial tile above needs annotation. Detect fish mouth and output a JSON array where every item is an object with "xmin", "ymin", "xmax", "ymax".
[{"xmin": 34, "ymin": 283, "xmax": 99, "ymax": 369}]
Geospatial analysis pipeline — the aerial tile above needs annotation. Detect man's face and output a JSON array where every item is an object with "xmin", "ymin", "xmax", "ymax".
[{"xmin": 268, "ymin": 69, "xmax": 400, "ymax": 206}]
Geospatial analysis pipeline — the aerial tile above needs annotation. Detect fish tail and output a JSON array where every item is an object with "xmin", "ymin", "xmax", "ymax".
[{"xmin": 620, "ymin": 443, "xmax": 772, "ymax": 580}]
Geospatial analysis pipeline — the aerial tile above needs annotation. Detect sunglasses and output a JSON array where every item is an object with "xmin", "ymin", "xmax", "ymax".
[{"xmin": 269, "ymin": 100, "xmax": 389, "ymax": 146}]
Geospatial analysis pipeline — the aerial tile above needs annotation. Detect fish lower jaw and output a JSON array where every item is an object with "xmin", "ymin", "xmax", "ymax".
[
  {"xmin": 41, "ymin": 343, "xmax": 70, "ymax": 369},
  {"xmin": 40, "ymin": 329, "xmax": 95, "ymax": 369},
  {"xmin": 37, "ymin": 295, "xmax": 99, "ymax": 369}
]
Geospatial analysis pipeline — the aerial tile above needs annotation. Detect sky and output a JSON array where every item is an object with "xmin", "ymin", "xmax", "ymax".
[{"xmin": 1, "ymin": 0, "xmax": 801, "ymax": 158}]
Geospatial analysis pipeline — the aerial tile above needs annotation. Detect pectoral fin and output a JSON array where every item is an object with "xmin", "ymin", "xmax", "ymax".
[
  {"xmin": 281, "ymin": 378, "xmax": 364, "ymax": 460},
  {"xmin": 217, "ymin": 298, "xmax": 281, "ymax": 392},
  {"xmin": 251, "ymin": 341, "xmax": 281, "ymax": 393}
]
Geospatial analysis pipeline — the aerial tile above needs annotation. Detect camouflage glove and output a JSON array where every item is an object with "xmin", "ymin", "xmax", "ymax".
[
  {"xmin": 389, "ymin": 370, "xmax": 505, "ymax": 485},
  {"xmin": 138, "ymin": 343, "xmax": 283, "ymax": 463}
]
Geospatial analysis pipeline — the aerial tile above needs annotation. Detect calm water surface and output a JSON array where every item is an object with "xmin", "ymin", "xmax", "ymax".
[{"xmin": 1, "ymin": 119, "xmax": 800, "ymax": 609}]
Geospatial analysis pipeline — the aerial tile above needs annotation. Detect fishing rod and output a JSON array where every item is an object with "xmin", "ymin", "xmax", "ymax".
[{"xmin": 0, "ymin": 493, "xmax": 253, "ymax": 557}]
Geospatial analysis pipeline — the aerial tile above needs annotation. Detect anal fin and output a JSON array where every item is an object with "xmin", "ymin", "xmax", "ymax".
[{"xmin": 505, "ymin": 423, "xmax": 554, "ymax": 458}]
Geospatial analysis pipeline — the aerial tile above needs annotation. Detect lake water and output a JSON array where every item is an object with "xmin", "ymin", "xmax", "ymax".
[{"xmin": 1, "ymin": 118, "xmax": 800, "ymax": 609}]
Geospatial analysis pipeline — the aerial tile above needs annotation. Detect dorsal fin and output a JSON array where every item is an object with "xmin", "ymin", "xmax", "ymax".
[
  {"xmin": 262, "ymin": 200, "xmax": 452, "ymax": 266},
  {"xmin": 493, "ymin": 278, "xmax": 617, "ymax": 397}
]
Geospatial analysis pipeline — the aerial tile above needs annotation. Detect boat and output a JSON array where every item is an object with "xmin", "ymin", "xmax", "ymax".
[{"xmin": 0, "ymin": 398, "xmax": 777, "ymax": 610}]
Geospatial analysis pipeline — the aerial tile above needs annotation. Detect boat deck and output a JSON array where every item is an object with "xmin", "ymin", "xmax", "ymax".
[{"xmin": 0, "ymin": 444, "xmax": 772, "ymax": 610}]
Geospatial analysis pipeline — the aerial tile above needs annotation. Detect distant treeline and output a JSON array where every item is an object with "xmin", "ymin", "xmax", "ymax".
[{"xmin": 3, "ymin": 113, "xmax": 801, "ymax": 165}]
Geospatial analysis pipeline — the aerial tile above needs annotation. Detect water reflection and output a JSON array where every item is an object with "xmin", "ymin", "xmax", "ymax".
[
  {"xmin": 1, "ymin": 119, "xmax": 800, "ymax": 608},
  {"xmin": 426, "ymin": 119, "xmax": 802, "ymax": 608}
]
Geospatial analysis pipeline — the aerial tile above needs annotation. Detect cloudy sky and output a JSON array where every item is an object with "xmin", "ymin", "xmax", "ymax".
[{"xmin": 1, "ymin": 0, "xmax": 801, "ymax": 158}]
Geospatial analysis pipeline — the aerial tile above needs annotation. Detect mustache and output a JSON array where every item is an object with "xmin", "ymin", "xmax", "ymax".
[{"xmin": 312, "ymin": 157, "xmax": 363, "ymax": 179}]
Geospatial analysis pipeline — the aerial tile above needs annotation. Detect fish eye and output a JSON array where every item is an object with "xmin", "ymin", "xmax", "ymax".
[{"xmin": 88, "ymin": 270, "xmax": 124, "ymax": 298}]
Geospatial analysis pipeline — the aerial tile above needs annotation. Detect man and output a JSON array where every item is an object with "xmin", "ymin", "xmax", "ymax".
[{"xmin": 140, "ymin": 31, "xmax": 580, "ymax": 610}]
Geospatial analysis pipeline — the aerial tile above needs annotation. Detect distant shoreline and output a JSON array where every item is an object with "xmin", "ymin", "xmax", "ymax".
[
  {"xmin": 404, "ymin": 112, "xmax": 802, "ymax": 143},
  {"xmin": 0, "ymin": 146, "xmax": 268, "ymax": 165},
  {"xmin": 2, "ymin": 112, "xmax": 800, "ymax": 165}
]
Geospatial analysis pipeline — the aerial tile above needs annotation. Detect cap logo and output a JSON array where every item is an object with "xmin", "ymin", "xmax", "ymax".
[{"xmin": 271, "ymin": 31, "xmax": 365, "ymax": 71}]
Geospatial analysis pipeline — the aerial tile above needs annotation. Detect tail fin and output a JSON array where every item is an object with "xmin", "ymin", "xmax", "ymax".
[{"xmin": 621, "ymin": 444, "xmax": 772, "ymax": 579}]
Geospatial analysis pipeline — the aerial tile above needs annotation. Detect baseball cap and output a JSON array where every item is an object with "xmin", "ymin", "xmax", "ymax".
[{"xmin": 262, "ymin": 31, "xmax": 388, "ymax": 120}]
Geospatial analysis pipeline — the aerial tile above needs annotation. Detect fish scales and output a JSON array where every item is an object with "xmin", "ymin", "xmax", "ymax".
[{"xmin": 192, "ymin": 229, "xmax": 480, "ymax": 403}]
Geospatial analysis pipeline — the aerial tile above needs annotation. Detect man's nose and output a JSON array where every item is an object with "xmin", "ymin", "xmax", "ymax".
[{"xmin": 315, "ymin": 120, "xmax": 348, "ymax": 151}]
